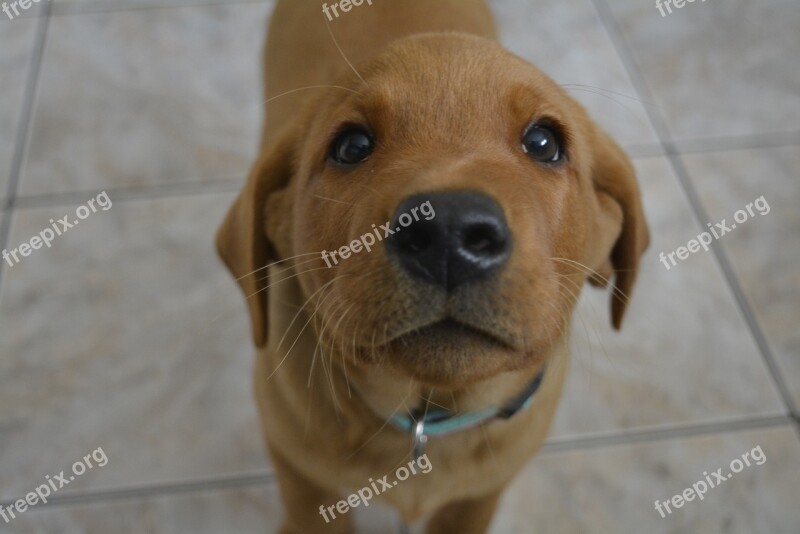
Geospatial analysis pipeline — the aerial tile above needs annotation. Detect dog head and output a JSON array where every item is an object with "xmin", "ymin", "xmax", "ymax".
[{"xmin": 217, "ymin": 34, "xmax": 649, "ymax": 388}]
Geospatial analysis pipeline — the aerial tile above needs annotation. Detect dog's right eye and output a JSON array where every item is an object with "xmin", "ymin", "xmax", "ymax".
[
  {"xmin": 522, "ymin": 123, "xmax": 564, "ymax": 164},
  {"xmin": 329, "ymin": 130, "xmax": 374, "ymax": 165}
]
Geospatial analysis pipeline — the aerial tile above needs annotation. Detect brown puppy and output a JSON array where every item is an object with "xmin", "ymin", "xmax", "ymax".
[{"xmin": 217, "ymin": 1, "xmax": 649, "ymax": 532}]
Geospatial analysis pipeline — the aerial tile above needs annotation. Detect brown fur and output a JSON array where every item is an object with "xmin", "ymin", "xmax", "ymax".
[{"xmin": 217, "ymin": 1, "xmax": 649, "ymax": 532}]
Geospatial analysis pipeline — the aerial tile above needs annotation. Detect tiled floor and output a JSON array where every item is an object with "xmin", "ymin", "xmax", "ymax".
[{"xmin": 1, "ymin": 0, "xmax": 798, "ymax": 533}]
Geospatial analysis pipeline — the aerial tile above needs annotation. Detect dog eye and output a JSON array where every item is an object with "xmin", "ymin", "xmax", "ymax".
[
  {"xmin": 522, "ymin": 124, "xmax": 563, "ymax": 163},
  {"xmin": 330, "ymin": 129, "xmax": 374, "ymax": 165}
]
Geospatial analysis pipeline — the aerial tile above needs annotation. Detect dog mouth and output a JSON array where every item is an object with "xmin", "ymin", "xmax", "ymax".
[
  {"xmin": 389, "ymin": 317, "xmax": 515, "ymax": 352},
  {"xmin": 371, "ymin": 315, "xmax": 526, "ymax": 385}
]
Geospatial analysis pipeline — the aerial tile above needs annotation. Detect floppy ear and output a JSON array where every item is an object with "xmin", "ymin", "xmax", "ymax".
[
  {"xmin": 216, "ymin": 128, "xmax": 298, "ymax": 348},
  {"xmin": 588, "ymin": 127, "xmax": 650, "ymax": 330}
]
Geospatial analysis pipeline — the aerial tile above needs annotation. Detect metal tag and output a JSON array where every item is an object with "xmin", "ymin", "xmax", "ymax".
[{"xmin": 412, "ymin": 418, "xmax": 428, "ymax": 460}]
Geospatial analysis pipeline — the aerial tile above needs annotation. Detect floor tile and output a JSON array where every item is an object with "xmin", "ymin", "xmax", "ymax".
[
  {"xmin": 0, "ymin": 192, "xmax": 265, "ymax": 500},
  {"xmin": 607, "ymin": 0, "xmax": 800, "ymax": 146},
  {"xmin": 2, "ymin": 4, "xmax": 798, "ymax": 533},
  {"xmin": 489, "ymin": 0, "xmax": 660, "ymax": 152},
  {"xmin": 19, "ymin": 2, "xmax": 272, "ymax": 197},
  {"xmin": 549, "ymin": 156, "xmax": 785, "ymax": 439},
  {"xmin": 489, "ymin": 426, "xmax": 800, "ymax": 533},
  {"xmin": 0, "ymin": 17, "xmax": 39, "ymax": 204},
  {"xmin": 681, "ymin": 145, "xmax": 800, "ymax": 408},
  {"xmin": 7, "ymin": 484, "xmax": 399, "ymax": 533}
]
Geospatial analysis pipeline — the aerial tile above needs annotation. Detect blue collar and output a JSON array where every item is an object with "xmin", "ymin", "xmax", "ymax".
[{"xmin": 389, "ymin": 367, "xmax": 547, "ymax": 458}]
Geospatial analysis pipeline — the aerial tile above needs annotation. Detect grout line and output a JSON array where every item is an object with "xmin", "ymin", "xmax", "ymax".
[
  {"xmin": 623, "ymin": 133, "xmax": 800, "ymax": 160},
  {"xmin": 0, "ymin": 0, "xmax": 51, "ymax": 297},
  {"xmin": 12, "ymin": 179, "xmax": 242, "ymax": 210},
  {"xmin": 0, "ymin": 3, "xmax": 795, "ymax": 514},
  {"xmin": 625, "ymin": 142, "xmax": 665, "ymax": 159},
  {"xmin": 591, "ymin": 0, "xmax": 798, "ymax": 418},
  {"xmin": 8, "ymin": 127, "xmax": 798, "ymax": 212},
  {"xmin": 791, "ymin": 413, "xmax": 800, "ymax": 443},
  {"xmin": 1, "ymin": 414, "xmax": 791, "ymax": 511},
  {"xmin": 672, "ymin": 131, "xmax": 800, "ymax": 156},
  {"xmin": 540, "ymin": 414, "xmax": 792, "ymax": 455},
  {"xmin": 5, "ymin": 125, "xmax": 796, "ymax": 211},
  {"xmin": 6, "ymin": 129, "xmax": 796, "ymax": 212},
  {"xmin": 0, "ymin": 472, "xmax": 275, "ymax": 511}
]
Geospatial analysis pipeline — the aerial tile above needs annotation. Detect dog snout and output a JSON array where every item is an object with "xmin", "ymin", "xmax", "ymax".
[{"xmin": 387, "ymin": 191, "xmax": 511, "ymax": 290}]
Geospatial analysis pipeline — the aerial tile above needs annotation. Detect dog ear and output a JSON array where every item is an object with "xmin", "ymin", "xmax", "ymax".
[
  {"xmin": 216, "ymin": 127, "xmax": 298, "ymax": 348},
  {"xmin": 588, "ymin": 127, "xmax": 650, "ymax": 330}
]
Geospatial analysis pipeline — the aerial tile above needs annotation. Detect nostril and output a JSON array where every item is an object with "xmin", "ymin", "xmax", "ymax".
[
  {"xmin": 395, "ymin": 224, "xmax": 435, "ymax": 254},
  {"xmin": 462, "ymin": 223, "xmax": 507, "ymax": 257},
  {"xmin": 405, "ymin": 230, "xmax": 433, "ymax": 253}
]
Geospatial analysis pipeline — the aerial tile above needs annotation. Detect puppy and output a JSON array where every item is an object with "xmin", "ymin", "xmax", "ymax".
[{"xmin": 217, "ymin": 1, "xmax": 649, "ymax": 532}]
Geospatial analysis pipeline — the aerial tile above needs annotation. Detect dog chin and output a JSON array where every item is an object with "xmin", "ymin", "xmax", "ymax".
[{"xmin": 382, "ymin": 319, "xmax": 524, "ymax": 386}]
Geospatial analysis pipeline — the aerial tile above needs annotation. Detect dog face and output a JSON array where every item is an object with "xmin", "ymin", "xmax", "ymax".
[{"xmin": 218, "ymin": 34, "xmax": 649, "ymax": 388}]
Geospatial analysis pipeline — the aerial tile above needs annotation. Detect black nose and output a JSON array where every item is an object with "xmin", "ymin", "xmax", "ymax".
[{"xmin": 386, "ymin": 191, "xmax": 511, "ymax": 291}]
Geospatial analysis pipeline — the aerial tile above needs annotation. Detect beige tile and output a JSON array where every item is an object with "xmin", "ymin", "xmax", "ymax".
[
  {"xmin": 0, "ymin": 17, "xmax": 39, "ymax": 203},
  {"xmin": 491, "ymin": 426, "xmax": 800, "ymax": 533},
  {"xmin": 20, "ymin": 2, "xmax": 272, "ymax": 197},
  {"xmin": 489, "ymin": 0, "xmax": 660, "ymax": 152},
  {"xmin": 681, "ymin": 145, "xmax": 800, "ymax": 408},
  {"xmin": 9, "ymin": 483, "xmax": 399, "ymax": 533},
  {"xmin": 608, "ymin": 0, "xmax": 800, "ymax": 145},
  {"xmin": 0, "ymin": 192, "xmax": 265, "ymax": 499},
  {"xmin": 550, "ymin": 156, "xmax": 785, "ymax": 439}
]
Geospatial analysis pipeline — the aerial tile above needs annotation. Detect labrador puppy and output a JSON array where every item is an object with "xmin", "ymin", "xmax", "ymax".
[{"xmin": 217, "ymin": 0, "xmax": 649, "ymax": 532}]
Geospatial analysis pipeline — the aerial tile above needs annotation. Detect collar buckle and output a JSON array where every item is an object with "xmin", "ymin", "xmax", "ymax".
[{"xmin": 412, "ymin": 417, "xmax": 428, "ymax": 460}]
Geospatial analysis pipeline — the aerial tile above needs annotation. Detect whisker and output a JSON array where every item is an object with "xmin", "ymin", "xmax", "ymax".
[
  {"xmin": 549, "ymin": 257, "xmax": 633, "ymax": 307},
  {"xmin": 319, "ymin": 342, "xmax": 343, "ymax": 416},
  {"xmin": 559, "ymin": 83, "xmax": 657, "ymax": 108},
  {"xmin": 559, "ymin": 86, "xmax": 642, "ymax": 123},
  {"xmin": 270, "ymin": 287, "xmax": 339, "ymax": 383},
  {"xmin": 324, "ymin": 15, "xmax": 367, "ymax": 87},
  {"xmin": 303, "ymin": 359, "xmax": 317, "ymax": 439},
  {"xmin": 307, "ymin": 339, "xmax": 320, "ymax": 389},
  {"xmin": 352, "ymin": 182, "xmax": 388, "ymax": 201},
  {"xmin": 346, "ymin": 383, "xmax": 414, "ymax": 460},
  {"xmin": 312, "ymin": 194, "xmax": 360, "ymax": 208},
  {"xmin": 274, "ymin": 276, "xmax": 343, "ymax": 357},
  {"xmin": 254, "ymin": 256, "xmax": 323, "ymax": 285},
  {"xmin": 234, "ymin": 251, "xmax": 323, "ymax": 283},
  {"xmin": 258, "ymin": 85, "xmax": 362, "ymax": 111},
  {"xmin": 245, "ymin": 266, "xmax": 333, "ymax": 303}
]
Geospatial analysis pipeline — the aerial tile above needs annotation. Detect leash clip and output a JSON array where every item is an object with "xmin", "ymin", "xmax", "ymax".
[{"xmin": 412, "ymin": 417, "xmax": 428, "ymax": 460}]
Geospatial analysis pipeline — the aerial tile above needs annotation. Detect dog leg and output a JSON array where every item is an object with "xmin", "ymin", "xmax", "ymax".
[
  {"xmin": 425, "ymin": 488, "xmax": 505, "ymax": 534},
  {"xmin": 269, "ymin": 445, "xmax": 354, "ymax": 534}
]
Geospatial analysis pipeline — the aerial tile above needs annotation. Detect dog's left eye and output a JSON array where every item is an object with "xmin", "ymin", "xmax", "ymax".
[
  {"xmin": 330, "ymin": 129, "xmax": 374, "ymax": 165},
  {"xmin": 522, "ymin": 124, "xmax": 564, "ymax": 163}
]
